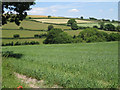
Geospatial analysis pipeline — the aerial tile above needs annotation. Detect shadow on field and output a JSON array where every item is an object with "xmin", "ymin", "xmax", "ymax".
[{"xmin": 2, "ymin": 51, "xmax": 23, "ymax": 59}]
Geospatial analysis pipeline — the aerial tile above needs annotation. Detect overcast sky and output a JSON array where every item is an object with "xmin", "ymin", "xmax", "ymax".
[{"xmin": 27, "ymin": 2, "xmax": 118, "ymax": 20}]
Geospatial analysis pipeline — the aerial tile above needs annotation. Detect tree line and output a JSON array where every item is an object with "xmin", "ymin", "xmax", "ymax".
[{"xmin": 44, "ymin": 27, "xmax": 120, "ymax": 44}]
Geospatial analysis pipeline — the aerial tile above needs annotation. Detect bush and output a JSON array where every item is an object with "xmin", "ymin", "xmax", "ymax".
[
  {"xmin": 104, "ymin": 24, "xmax": 115, "ymax": 31},
  {"xmin": 67, "ymin": 19, "xmax": 77, "ymax": 26},
  {"xmin": 116, "ymin": 26, "xmax": 120, "ymax": 32},
  {"xmin": 71, "ymin": 23, "xmax": 78, "ymax": 30},
  {"xmin": 29, "ymin": 17, "xmax": 32, "ymax": 19},
  {"xmin": 34, "ymin": 34, "xmax": 40, "ymax": 38},
  {"xmin": 44, "ymin": 28, "xmax": 73, "ymax": 44},
  {"xmin": 93, "ymin": 25, "xmax": 98, "ymax": 29},
  {"xmin": 78, "ymin": 28, "xmax": 108, "ymax": 42},
  {"xmin": 108, "ymin": 33, "xmax": 120, "ymax": 41},
  {"xmin": 2, "ymin": 41, "xmax": 40, "ymax": 46},
  {"xmin": 13, "ymin": 34, "xmax": 20, "ymax": 38},
  {"xmin": 48, "ymin": 24, "xmax": 54, "ymax": 31},
  {"xmin": 48, "ymin": 15, "xmax": 51, "ymax": 18},
  {"xmin": 78, "ymin": 26, "xmax": 90, "ymax": 29},
  {"xmin": 19, "ymin": 27, "xmax": 23, "ymax": 30}
]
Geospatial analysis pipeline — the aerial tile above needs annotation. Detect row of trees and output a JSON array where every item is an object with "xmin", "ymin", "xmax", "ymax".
[
  {"xmin": 2, "ymin": 41, "xmax": 39, "ymax": 46},
  {"xmin": 44, "ymin": 28, "xmax": 120, "ymax": 44},
  {"xmin": 98, "ymin": 22, "xmax": 120, "ymax": 31}
]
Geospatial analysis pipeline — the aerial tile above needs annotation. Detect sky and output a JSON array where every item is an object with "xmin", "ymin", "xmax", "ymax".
[{"xmin": 27, "ymin": 2, "xmax": 118, "ymax": 20}]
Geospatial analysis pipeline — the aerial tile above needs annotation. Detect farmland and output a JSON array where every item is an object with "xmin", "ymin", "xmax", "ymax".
[
  {"xmin": 78, "ymin": 22, "xmax": 118, "ymax": 28},
  {"xmin": 2, "ymin": 16, "xmax": 119, "ymax": 88},
  {"xmin": 2, "ymin": 41, "xmax": 118, "ymax": 88},
  {"xmin": 2, "ymin": 19, "xmax": 118, "ymax": 44},
  {"xmin": 33, "ymin": 19, "xmax": 93, "ymax": 24}
]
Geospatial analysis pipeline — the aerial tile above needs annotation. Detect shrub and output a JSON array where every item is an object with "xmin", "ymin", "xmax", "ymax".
[
  {"xmin": 34, "ymin": 34, "xmax": 40, "ymax": 38},
  {"xmin": 15, "ymin": 42, "xmax": 21, "ymax": 45},
  {"xmin": 78, "ymin": 28, "xmax": 108, "ymax": 42},
  {"xmin": 44, "ymin": 28, "xmax": 73, "ymax": 44},
  {"xmin": 71, "ymin": 23, "xmax": 78, "ymax": 30},
  {"xmin": 48, "ymin": 24, "xmax": 54, "ymax": 31},
  {"xmin": 29, "ymin": 17, "xmax": 32, "ymax": 19},
  {"xmin": 108, "ymin": 33, "xmax": 120, "ymax": 41},
  {"xmin": 19, "ymin": 27, "xmax": 23, "ymax": 30},
  {"xmin": 48, "ymin": 15, "xmax": 51, "ymax": 18},
  {"xmin": 67, "ymin": 19, "xmax": 77, "ymax": 26},
  {"xmin": 13, "ymin": 34, "xmax": 20, "ymax": 38},
  {"xmin": 116, "ymin": 25, "xmax": 120, "ymax": 32},
  {"xmin": 93, "ymin": 25, "xmax": 98, "ymax": 29},
  {"xmin": 104, "ymin": 24, "xmax": 115, "ymax": 31},
  {"xmin": 73, "ymin": 37, "xmax": 83, "ymax": 43}
]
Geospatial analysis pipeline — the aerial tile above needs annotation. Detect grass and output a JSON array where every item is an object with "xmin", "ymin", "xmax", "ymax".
[
  {"xmin": 2, "ymin": 57, "xmax": 28, "ymax": 88},
  {"xmin": 2, "ymin": 38, "xmax": 45, "ymax": 44},
  {"xmin": 2, "ymin": 20, "xmax": 71, "ymax": 30},
  {"xmin": 64, "ymin": 30, "xmax": 82, "ymax": 36},
  {"xmin": 2, "ymin": 30, "xmax": 47, "ymax": 38},
  {"xmin": 2, "ymin": 41, "xmax": 118, "ymax": 88},
  {"xmin": 78, "ymin": 22, "xmax": 118, "ymax": 28}
]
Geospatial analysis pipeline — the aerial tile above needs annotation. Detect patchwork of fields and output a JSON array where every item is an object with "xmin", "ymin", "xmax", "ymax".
[
  {"xmin": 33, "ymin": 19, "xmax": 93, "ymax": 24},
  {"xmin": 2, "ymin": 41, "xmax": 118, "ymax": 88}
]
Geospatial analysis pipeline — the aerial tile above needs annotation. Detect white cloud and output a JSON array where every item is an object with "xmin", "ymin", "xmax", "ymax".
[
  {"xmin": 27, "ymin": 7, "xmax": 47, "ymax": 15},
  {"xmin": 109, "ymin": 8, "xmax": 114, "ymax": 12},
  {"xmin": 69, "ymin": 9, "xmax": 79, "ymax": 12},
  {"xmin": 99, "ymin": 9, "xmax": 103, "ymax": 13}
]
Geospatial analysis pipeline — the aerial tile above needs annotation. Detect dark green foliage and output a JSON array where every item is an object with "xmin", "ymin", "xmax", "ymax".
[
  {"xmin": 48, "ymin": 15, "xmax": 51, "ymax": 18},
  {"xmin": 2, "ymin": 2, "xmax": 35, "ymax": 25},
  {"xmin": 78, "ymin": 26, "xmax": 90, "ymax": 29},
  {"xmin": 44, "ymin": 28, "xmax": 73, "ymax": 44},
  {"xmin": 19, "ymin": 26, "xmax": 23, "ymax": 30},
  {"xmin": 53, "ymin": 32, "xmax": 73, "ymax": 44},
  {"xmin": 13, "ymin": 34, "xmax": 20, "ymax": 38},
  {"xmin": 71, "ymin": 23, "xmax": 78, "ymax": 30},
  {"xmin": 78, "ymin": 28, "xmax": 108, "ymax": 42},
  {"xmin": 34, "ymin": 34, "xmax": 47, "ymax": 38},
  {"xmin": 104, "ymin": 24, "xmax": 115, "ymax": 31},
  {"xmin": 98, "ymin": 22, "xmax": 105, "ymax": 29},
  {"xmin": 73, "ymin": 37, "xmax": 83, "ymax": 43},
  {"xmin": 102, "ymin": 19, "xmax": 110, "ymax": 22},
  {"xmin": 29, "ymin": 17, "xmax": 32, "ymax": 19},
  {"xmin": 67, "ymin": 19, "xmax": 77, "ymax": 26},
  {"xmin": 89, "ymin": 17, "xmax": 97, "ymax": 20},
  {"xmin": 108, "ymin": 33, "xmax": 120, "ymax": 41},
  {"xmin": 80, "ymin": 16, "xmax": 83, "ymax": 19},
  {"xmin": 48, "ymin": 24, "xmax": 54, "ymax": 31},
  {"xmin": 34, "ymin": 34, "xmax": 39, "ymax": 38},
  {"xmin": 2, "ymin": 41, "xmax": 40, "ymax": 46},
  {"xmin": 2, "ymin": 51, "xmax": 23, "ymax": 59},
  {"xmin": 116, "ymin": 25, "xmax": 120, "ymax": 32},
  {"xmin": 93, "ymin": 25, "xmax": 98, "ymax": 29}
]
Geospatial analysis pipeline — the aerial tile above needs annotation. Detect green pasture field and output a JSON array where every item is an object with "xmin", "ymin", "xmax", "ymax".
[
  {"xmin": 2, "ymin": 20, "xmax": 71, "ymax": 30},
  {"xmin": 2, "ymin": 41, "xmax": 118, "ymax": 88},
  {"xmin": 2, "ymin": 30, "xmax": 47, "ymax": 38},
  {"xmin": 77, "ymin": 22, "xmax": 118, "ymax": 28},
  {"xmin": 2, "ymin": 38, "xmax": 45, "ymax": 44}
]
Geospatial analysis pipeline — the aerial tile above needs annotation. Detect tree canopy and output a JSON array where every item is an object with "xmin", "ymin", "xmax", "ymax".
[{"xmin": 2, "ymin": 1, "xmax": 35, "ymax": 26}]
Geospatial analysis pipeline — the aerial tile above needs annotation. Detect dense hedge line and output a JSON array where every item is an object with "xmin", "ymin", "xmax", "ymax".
[
  {"xmin": 44, "ymin": 28, "xmax": 120, "ymax": 44},
  {"xmin": 2, "ymin": 41, "xmax": 40, "ymax": 46},
  {"xmin": 34, "ymin": 33, "xmax": 47, "ymax": 38},
  {"xmin": 2, "ymin": 51, "xmax": 23, "ymax": 59}
]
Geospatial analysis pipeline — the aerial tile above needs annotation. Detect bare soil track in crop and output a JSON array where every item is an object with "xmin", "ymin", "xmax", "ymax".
[{"xmin": 14, "ymin": 72, "xmax": 63, "ymax": 88}]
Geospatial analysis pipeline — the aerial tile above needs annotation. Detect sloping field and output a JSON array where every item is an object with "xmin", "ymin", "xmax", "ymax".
[
  {"xmin": 2, "ymin": 41, "xmax": 118, "ymax": 88},
  {"xmin": 33, "ymin": 19, "xmax": 93, "ymax": 24},
  {"xmin": 2, "ymin": 20, "xmax": 70, "ymax": 30}
]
